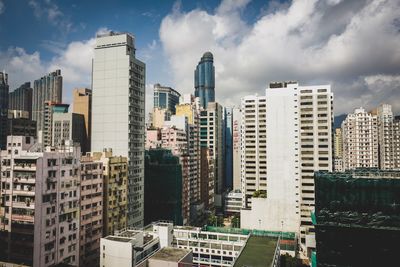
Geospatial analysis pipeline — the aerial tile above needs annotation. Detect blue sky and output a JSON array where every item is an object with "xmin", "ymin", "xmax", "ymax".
[{"xmin": 1, "ymin": 0, "xmax": 400, "ymax": 114}]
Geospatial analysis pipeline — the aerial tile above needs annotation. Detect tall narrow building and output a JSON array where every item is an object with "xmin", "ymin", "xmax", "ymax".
[
  {"xmin": 8, "ymin": 82, "xmax": 33, "ymax": 119},
  {"xmin": 32, "ymin": 70, "xmax": 63, "ymax": 142},
  {"xmin": 224, "ymin": 107, "xmax": 233, "ymax": 191},
  {"xmin": 377, "ymin": 104, "xmax": 393, "ymax": 169},
  {"xmin": 92, "ymin": 32, "xmax": 145, "ymax": 227},
  {"xmin": 232, "ymin": 107, "xmax": 242, "ymax": 190},
  {"xmin": 73, "ymin": 88, "xmax": 92, "ymax": 153},
  {"xmin": 194, "ymin": 52, "xmax": 215, "ymax": 109},
  {"xmin": 0, "ymin": 72, "xmax": 9, "ymax": 150}
]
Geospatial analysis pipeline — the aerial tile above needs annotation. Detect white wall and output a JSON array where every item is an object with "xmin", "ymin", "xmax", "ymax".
[{"xmin": 100, "ymin": 238, "xmax": 133, "ymax": 267}]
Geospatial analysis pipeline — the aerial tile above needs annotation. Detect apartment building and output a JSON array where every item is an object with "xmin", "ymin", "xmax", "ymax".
[
  {"xmin": 42, "ymin": 101, "xmax": 69, "ymax": 146},
  {"xmin": 333, "ymin": 128, "xmax": 343, "ymax": 172},
  {"xmin": 342, "ymin": 107, "xmax": 379, "ymax": 170},
  {"xmin": 392, "ymin": 116, "xmax": 400, "ymax": 169},
  {"xmin": 91, "ymin": 149, "xmax": 128, "ymax": 236},
  {"xmin": 72, "ymin": 88, "xmax": 92, "ymax": 153},
  {"xmin": 0, "ymin": 136, "xmax": 80, "ymax": 267},
  {"xmin": 79, "ymin": 155, "xmax": 103, "ymax": 266},
  {"xmin": 52, "ymin": 112, "xmax": 86, "ymax": 148}
]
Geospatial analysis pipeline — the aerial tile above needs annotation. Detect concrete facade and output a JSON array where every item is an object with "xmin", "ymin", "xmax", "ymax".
[
  {"xmin": 91, "ymin": 32, "xmax": 145, "ymax": 227},
  {"xmin": 72, "ymin": 88, "xmax": 92, "ymax": 153}
]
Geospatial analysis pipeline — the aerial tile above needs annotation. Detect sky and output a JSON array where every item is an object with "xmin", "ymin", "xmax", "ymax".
[{"xmin": 0, "ymin": 0, "xmax": 399, "ymax": 115}]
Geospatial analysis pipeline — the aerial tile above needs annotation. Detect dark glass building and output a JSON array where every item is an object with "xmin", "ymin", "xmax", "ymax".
[
  {"xmin": 144, "ymin": 149, "xmax": 183, "ymax": 225},
  {"xmin": 153, "ymin": 83, "xmax": 181, "ymax": 114},
  {"xmin": 0, "ymin": 72, "xmax": 9, "ymax": 150},
  {"xmin": 194, "ymin": 52, "xmax": 215, "ymax": 109},
  {"xmin": 8, "ymin": 82, "xmax": 33, "ymax": 119}
]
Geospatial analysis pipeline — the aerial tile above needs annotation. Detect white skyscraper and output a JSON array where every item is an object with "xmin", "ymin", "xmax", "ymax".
[
  {"xmin": 240, "ymin": 82, "xmax": 333, "ymax": 257},
  {"xmin": 92, "ymin": 32, "xmax": 145, "ymax": 227}
]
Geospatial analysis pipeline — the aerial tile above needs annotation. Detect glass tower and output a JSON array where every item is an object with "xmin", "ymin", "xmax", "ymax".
[
  {"xmin": 153, "ymin": 83, "xmax": 181, "ymax": 114},
  {"xmin": 194, "ymin": 52, "xmax": 215, "ymax": 109}
]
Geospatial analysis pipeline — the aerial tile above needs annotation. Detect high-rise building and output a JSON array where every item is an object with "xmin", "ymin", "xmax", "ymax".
[
  {"xmin": 342, "ymin": 107, "xmax": 379, "ymax": 170},
  {"xmin": 200, "ymin": 147, "xmax": 214, "ymax": 210},
  {"xmin": 7, "ymin": 117, "xmax": 37, "ymax": 138},
  {"xmin": 377, "ymin": 104, "xmax": 393, "ymax": 169},
  {"xmin": 0, "ymin": 136, "xmax": 81, "ymax": 267},
  {"xmin": 52, "ymin": 112, "xmax": 86, "ymax": 148},
  {"xmin": 194, "ymin": 52, "xmax": 215, "ymax": 109},
  {"xmin": 153, "ymin": 83, "xmax": 180, "ymax": 114},
  {"xmin": 232, "ymin": 107, "xmax": 242, "ymax": 190},
  {"xmin": 32, "ymin": 70, "xmax": 63, "ymax": 140},
  {"xmin": 91, "ymin": 32, "xmax": 146, "ymax": 227},
  {"xmin": 91, "ymin": 149, "xmax": 128, "ymax": 236},
  {"xmin": 240, "ymin": 82, "xmax": 333, "ymax": 257},
  {"xmin": 8, "ymin": 82, "xmax": 33, "ymax": 119},
  {"xmin": 333, "ymin": 128, "xmax": 343, "ymax": 171},
  {"xmin": 199, "ymin": 102, "xmax": 224, "ymax": 200},
  {"xmin": 72, "ymin": 88, "xmax": 92, "ymax": 153},
  {"xmin": 0, "ymin": 72, "xmax": 9, "ymax": 150},
  {"xmin": 144, "ymin": 149, "xmax": 184, "ymax": 225},
  {"xmin": 392, "ymin": 116, "xmax": 400, "ymax": 170},
  {"xmin": 43, "ymin": 101, "xmax": 69, "ymax": 146},
  {"xmin": 151, "ymin": 107, "xmax": 171, "ymax": 128},
  {"xmin": 224, "ymin": 107, "xmax": 233, "ymax": 191}
]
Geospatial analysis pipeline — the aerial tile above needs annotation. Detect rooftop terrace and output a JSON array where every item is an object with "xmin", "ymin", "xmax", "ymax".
[
  {"xmin": 150, "ymin": 247, "xmax": 191, "ymax": 262},
  {"xmin": 234, "ymin": 236, "xmax": 278, "ymax": 267}
]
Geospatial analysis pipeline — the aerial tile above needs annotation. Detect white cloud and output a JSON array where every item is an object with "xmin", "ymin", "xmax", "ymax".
[
  {"xmin": 159, "ymin": 0, "xmax": 400, "ymax": 114},
  {"xmin": 28, "ymin": 0, "xmax": 72, "ymax": 33},
  {"xmin": 0, "ymin": 1, "xmax": 4, "ymax": 14}
]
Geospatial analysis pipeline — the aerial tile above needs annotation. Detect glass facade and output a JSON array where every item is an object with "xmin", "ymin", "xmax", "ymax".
[
  {"xmin": 0, "ymin": 72, "xmax": 9, "ymax": 150},
  {"xmin": 194, "ymin": 52, "xmax": 215, "ymax": 109},
  {"xmin": 153, "ymin": 84, "xmax": 180, "ymax": 114}
]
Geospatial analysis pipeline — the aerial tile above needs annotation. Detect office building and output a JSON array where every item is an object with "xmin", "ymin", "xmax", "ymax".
[
  {"xmin": 8, "ymin": 82, "xmax": 32, "ymax": 119},
  {"xmin": 91, "ymin": 149, "xmax": 128, "ymax": 236},
  {"xmin": 232, "ymin": 107, "xmax": 242, "ymax": 190},
  {"xmin": 200, "ymin": 102, "xmax": 224, "ymax": 199},
  {"xmin": 0, "ymin": 136, "xmax": 81, "ymax": 267},
  {"xmin": 92, "ymin": 32, "xmax": 146, "ymax": 227},
  {"xmin": 153, "ymin": 83, "xmax": 180, "ymax": 114},
  {"xmin": 0, "ymin": 72, "xmax": 9, "ymax": 150},
  {"xmin": 342, "ymin": 107, "xmax": 379, "ymax": 170},
  {"xmin": 7, "ymin": 117, "xmax": 37, "ymax": 138},
  {"xmin": 32, "ymin": 70, "xmax": 62, "ymax": 140},
  {"xmin": 240, "ymin": 82, "xmax": 333, "ymax": 256},
  {"xmin": 144, "ymin": 149, "xmax": 184, "ymax": 225},
  {"xmin": 72, "ymin": 88, "xmax": 92, "ymax": 153},
  {"xmin": 42, "ymin": 101, "xmax": 69, "ymax": 146},
  {"xmin": 224, "ymin": 107, "xmax": 233, "ymax": 191},
  {"xmin": 79, "ymin": 155, "xmax": 103, "ymax": 267},
  {"xmin": 52, "ymin": 112, "xmax": 86, "ymax": 148},
  {"xmin": 314, "ymin": 169, "xmax": 400, "ymax": 267},
  {"xmin": 194, "ymin": 52, "xmax": 215, "ymax": 109}
]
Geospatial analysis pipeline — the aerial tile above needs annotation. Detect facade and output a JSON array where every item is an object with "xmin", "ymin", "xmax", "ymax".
[
  {"xmin": 333, "ymin": 128, "xmax": 343, "ymax": 171},
  {"xmin": 200, "ymin": 102, "xmax": 224, "ymax": 197},
  {"xmin": 151, "ymin": 107, "xmax": 171, "ymax": 128},
  {"xmin": 153, "ymin": 83, "xmax": 181, "ymax": 114},
  {"xmin": 0, "ymin": 136, "xmax": 81, "ymax": 267},
  {"xmin": 0, "ymin": 72, "xmax": 9, "ymax": 150},
  {"xmin": 42, "ymin": 101, "xmax": 69, "ymax": 146},
  {"xmin": 144, "ymin": 149, "xmax": 184, "ymax": 225},
  {"xmin": 91, "ymin": 150, "xmax": 128, "ymax": 236},
  {"xmin": 148, "ymin": 247, "xmax": 193, "ymax": 267},
  {"xmin": 7, "ymin": 118, "xmax": 37, "ymax": 138},
  {"xmin": 79, "ymin": 155, "xmax": 103, "ymax": 267},
  {"xmin": 145, "ymin": 128, "xmax": 161, "ymax": 149},
  {"xmin": 240, "ymin": 82, "xmax": 333, "ymax": 256},
  {"xmin": 342, "ymin": 107, "xmax": 378, "ymax": 170},
  {"xmin": 225, "ymin": 190, "xmax": 242, "ymax": 215},
  {"xmin": 240, "ymin": 95, "xmax": 267, "ymax": 209},
  {"xmin": 92, "ymin": 32, "xmax": 146, "ymax": 227},
  {"xmin": 224, "ymin": 107, "xmax": 233, "ymax": 191},
  {"xmin": 194, "ymin": 52, "xmax": 215, "ymax": 109},
  {"xmin": 232, "ymin": 107, "xmax": 242, "ymax": 191},
  {"xmin": 314, "ymin": 169, "xmax": 400, "ymax": 266},
  {"xmin": 392, "ymin": 116, "xmax": 400, "ymax": 169},
  {"xmin": 32, "ymin": 70, "xmax": 63, "ymax": 140},
  {"xmin": 72, "ymin": 88, "xmax": 92, "ymax": 153},
  {"xmin": 8, "ymin": 82, "xmax": 32, "ymax": 119},
  {"xmin": 200, "ymin": 147, "xmax": 215, "ymax": 210},
  {"xmin": 377, "ymin": 104, "xmax": 393, "ymax": 170},
  {"xmin": 52, "ymin": 112, "xmax": 86, "ymax": 148}
]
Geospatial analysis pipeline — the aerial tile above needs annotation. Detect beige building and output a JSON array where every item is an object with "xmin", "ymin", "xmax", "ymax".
[
  {"xmin": 91, "ymin": 149, "xmax": 128, "ymax": 236},
  {"xmin": 72, "ymin": 88, "xmax": 91, "ymax": 153},
  {"xmin": 342, "ymin": 107, "xmax": 379, "ymax": 170},
  {"xmin": 152, "ymin": 107, "xmax": 171, "ymax": 128},
  {"xmin": 333, "ymin": 128, "xmax": 344, "ymax": 172}
]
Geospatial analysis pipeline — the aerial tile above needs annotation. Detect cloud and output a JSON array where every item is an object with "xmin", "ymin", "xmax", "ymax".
[
  {"xmin": 0, "ymin": 1, "xmax": 4, "ymax": 14},
  {"xmin": 28, "ymin": 0, "xmax": 73, "ymax": 33},
  {"xmin": 159, "ymin": 0, "xmax": 400, "ymax": 114}
]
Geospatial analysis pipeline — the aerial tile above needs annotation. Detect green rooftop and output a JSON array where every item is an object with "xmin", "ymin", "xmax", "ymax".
[{"xmin": 234, "ymin": 236, "xmax": 278, "ymax": 267}]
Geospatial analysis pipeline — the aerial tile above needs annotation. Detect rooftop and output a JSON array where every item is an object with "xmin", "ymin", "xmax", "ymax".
[
  {"xmin": 150, "ymin": 247, "xmax": 191, "ymax": 262},
  {"xmin": 234, "ymin": 236, "xmax": 278, "ymax": 267},
  {"xmin": 105, "ymin": 236, "xmax": 132, "ymax": 243}
]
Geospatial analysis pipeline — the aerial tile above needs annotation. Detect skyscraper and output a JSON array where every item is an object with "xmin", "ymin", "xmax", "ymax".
[
  {"xmin": 0, "ymin": 72, "xmax": 8, "ymax": 150},
  {"xmin": 224, "ymin": 107, "xmax": 233, "ymax": 191},
  {"xmin": 194, "ymin": 52, "xmax": 215, "ymax": 109},
  {"xmin": 91, "ymin": 32, "xmax": 146, "ymax": 227},
  {"xmin": 8, "ymin": 82, "xmax": 33, "ymax": 119},
  {"xmin": 73, "ymin": 88, "xmax": 92, "ymax": 153},
  {"xmin": 32, "ymin": 70, "xmax": 63, "ymax": 142},
  {"xmin": 153, "ymin": 83, "xmax": 180, "ymax": 114}
]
